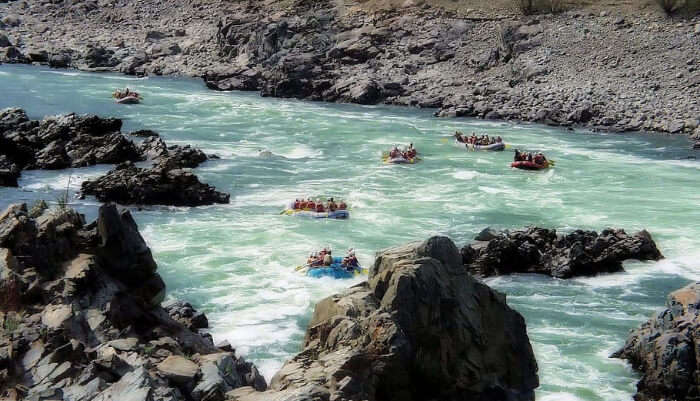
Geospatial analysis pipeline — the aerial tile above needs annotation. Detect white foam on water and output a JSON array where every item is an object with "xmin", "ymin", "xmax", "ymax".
[{"xmin": 3, "ymin": 65, "xmax": 700, "ymax": 401}]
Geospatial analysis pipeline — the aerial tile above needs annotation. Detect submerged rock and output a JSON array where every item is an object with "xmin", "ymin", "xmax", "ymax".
[
  {"xmin": 613, "ymin": 282, "xmax": 700, "ymax": 401},
  {"xmin": 461, "ymin": 227, "xmax": 662, "ymax": 278},
  {"xmin": 0, "ymin": 203, "xmax": 265, "ymax": 399},
  {"xmin": 234, "ymin": 236, "xmax": 539, "ymax": 401}
]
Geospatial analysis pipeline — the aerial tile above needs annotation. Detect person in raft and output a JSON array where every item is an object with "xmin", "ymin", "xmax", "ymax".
[
  {"xmin": 293, "ymin": 198, "xmax": 347, "ymax": 212},
  {"xmin": 342, "ymin": 249, "xmax": 359, "ymax": 270},
  {"xmin": 514, "ymin": 150, "xmax": 548, "ymax": 165},
  {"xmin": 455, "ymin": 132, "xmax": 503, "ymax": 146},
  {"xmin": 389, "ymin": 146, "xmax": 402, "ymax": 159},
  {"xmin": 404, "ymin": 143, "xmax": 417, "ymax": 159}
]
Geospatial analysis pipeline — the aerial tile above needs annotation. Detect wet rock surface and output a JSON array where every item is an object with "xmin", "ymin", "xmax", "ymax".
[
  {"xmin": 0, "ymin": 203, "xmax": 266, "ymax": 400},
  {"xmin": 461, "ymin": 227, "xmax": 663, "ymax": 278},
  {"xmin": 613, "ymin": 282, "xmax": 700, "ymax": 401},
  {"xmin": 0, "ymin": 0, "xmax": 697, "ymax": 135},
  {"xmin": 80, "ymin": 160, "xmax": 230, "ymax": 207},
  {"xmin": 232, "ymin": 236, "xmax": 539, "ymax": 401},
  {"xmin": 0, "ymin": 107, "xmax": 228, "ymax": 207}
]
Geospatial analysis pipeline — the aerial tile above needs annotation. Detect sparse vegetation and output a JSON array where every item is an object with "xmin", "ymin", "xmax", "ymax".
[
  {"xmin": 657, "ymin": 0, "xmax": 686, "ymax": 14},
  {"xmin": 55, "ymin": 174, "xmax": 72, "ymax": 212},
  {"xmin": 2, "ymin": 313, "xmax": 20, "ymax": 333}
]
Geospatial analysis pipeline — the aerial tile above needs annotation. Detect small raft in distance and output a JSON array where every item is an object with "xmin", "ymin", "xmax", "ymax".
[
  {"xmin": 511, "ymin": 160, "xmax": 550, "ymax": 170},
  {"xmin": 454, "ymin": 140, "xmax": 506, "ymax": 151}
]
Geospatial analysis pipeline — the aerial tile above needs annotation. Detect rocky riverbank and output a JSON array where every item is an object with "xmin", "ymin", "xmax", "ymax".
[
  {"xmin": 461, "ymin": 226, "xmax": 663, "ymax": 278},
  {"xmin": 613, "ymin": 282, "xmax": 700, "ymax": 401},
  {"xmin": 0, "ymin": 203, "xmax": 265, "ymax": 400},
  {"xmin": 0, "ymin": 108, "xmax": 229, "ymax": 206},
  {"xmin": 1, "ymin": 0, "xmax": 698, "ymax": 137}
]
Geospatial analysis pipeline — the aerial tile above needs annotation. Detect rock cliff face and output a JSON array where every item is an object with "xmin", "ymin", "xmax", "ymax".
[
  {"xmin": 231, "ymin": 236, "xmax": 539, "ymax": 401},
  {"xmin": 0, "ymin": 203, "xmax": 265, "ymax": 400},
  {"xmin": 461, "ymin": 227, "xmax": 663, "ymax": 278},
  {"xmin": 613, "ymin": 282, "xmax": 700, "ymax": 401},
  {"xmin": 0, "ymin": 108, "xmax": 229, "ymax": 207},
  {"xmin": 0, "ymin": 0, "xmax": 698, "ymax": 136}
]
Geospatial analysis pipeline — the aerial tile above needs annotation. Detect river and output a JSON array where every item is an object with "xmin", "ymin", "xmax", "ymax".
[{"xmin": 1, "ymin": 64, "xmax": 698, "ymax": 401}]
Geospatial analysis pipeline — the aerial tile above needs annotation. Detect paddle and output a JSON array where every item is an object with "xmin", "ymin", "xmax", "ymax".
[{"xmin": 294, "ymin": 264, "xmax": 308, "ymax": 271}]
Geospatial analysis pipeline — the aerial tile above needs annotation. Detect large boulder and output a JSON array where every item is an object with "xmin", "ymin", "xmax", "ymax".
[
  {"xmin": 244, "ymin": 236, "xmax": 538, "ymax": 401},
  {"xmin": 81, "ymin": 161, "xmax": 229, "ymax": 207},
  {"xmin": 613, "ymin": 282, "xmax": 700, "ymax": 400},
  {"xmin": 462, "ymin": 227, "xmax": 663, "ymax": 278}
]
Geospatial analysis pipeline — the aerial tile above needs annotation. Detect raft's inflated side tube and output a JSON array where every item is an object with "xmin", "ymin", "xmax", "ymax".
[
  {"xmin": 116, "ymin": 96, "xmax": 140, "ymax": 104},
  {"xmin": 306, "ymin": 258, "xmax": 366, "ymax": 279},
  {"xmin": 283, "ymin": 208, "xmax": 350, "ymax": 219},
  {"xmin": 454, "ymin": 140, "xmax": 506, "ymax": 151},
  {"xmin": 383, "ymin": 155, "xmax": 417, "ymax": 164},
  {"xmin": 511, "ymin": 161, "xmax": 550, "ymax": 170}
]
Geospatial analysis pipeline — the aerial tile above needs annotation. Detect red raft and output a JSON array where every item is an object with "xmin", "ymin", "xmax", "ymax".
[{"xmin": 511, "ymin": 161, "xmax": 550, "ymax": 170}]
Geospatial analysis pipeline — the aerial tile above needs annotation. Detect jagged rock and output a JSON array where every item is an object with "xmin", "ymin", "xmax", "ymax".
[
  {"xmin": 0, "ymin": 203, "xmax": 266, "ymax": 399},
  {"xmin": 462, "ymin": 227, "xmax": 663, "ymax": 278},
  {"xmin": 0, "ymin": 33, "xmax": 11, "ymax": 48},
  {"xmin": 81, "ymin": 162, "xmax": 229, "ymax": 207},
  {"xmin": 613, "ymin": 282, "xmax": 700, "ymax": 401},
  {"xmin": 157, "ymin": 355, "xmax": 199, "ymax": 385},
  {"xmin": 163, "ymin": 300, "xmax": 209, "ymax": 331},
  {"xmin": 246, "ymin": 236, "xmax": 538, "ymax": 401}
]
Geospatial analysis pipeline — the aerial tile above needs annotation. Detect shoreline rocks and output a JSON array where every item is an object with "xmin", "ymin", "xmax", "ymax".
[
  {"xmin": 232, "ymin": 236, "xmax": 539, "ymax": 401},
  {"xmin": 0, "ymin": 203, "xmax": 265, "ymax": 400},
  {"xmin": 0, "ymin": 107, "xmax": 229, "ymax": 207},
  {"xmin": 0, "ymin": 1, "xmax": 697, "ymax": 136},
  {"xmin": 613, "ymin": 282, "xmax": 700, "ymax": 401},
  {"xmin": 461, "ymin": 227, "xmax": 663, "ymax": 278}
]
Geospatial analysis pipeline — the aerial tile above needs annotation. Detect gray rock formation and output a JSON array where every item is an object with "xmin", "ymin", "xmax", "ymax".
[
  {"xmin": 80, "ymin": 160, "xmax": 230, "ymax": 207},
  {"xmin": 613, "ymin": 282, "xmax": 700, "ymax": 401},
  {"xmin": 461, "ymin": 227, "xmax": 663, "ymax": 278},
  {"xmin": 231, "ymin": 236, "xmax": 539, "ymax": 401},
  {"xmin": 0, "ymin": 203, "xmax": 265, "ymax": 400},
  {"xmin": 0, "ymin": 107, "xmax": 228, "ymax": 207},
  {"xmin": 0, "ymin": 0, "xmax": 697, "ymax": 135}
]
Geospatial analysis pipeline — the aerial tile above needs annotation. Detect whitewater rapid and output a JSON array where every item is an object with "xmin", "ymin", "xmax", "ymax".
[{"xmin": 1, "ymin": 64, "xmax": 698, "ymax": 400}]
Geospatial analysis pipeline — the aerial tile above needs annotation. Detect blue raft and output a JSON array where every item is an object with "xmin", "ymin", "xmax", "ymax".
[
  {"xmin": 282, "ymin": 209, "xmax": 350, "ymax": 219},
  {"xmin": 306, "ymin": 257, "xmax": 366, "ymax": 279}
]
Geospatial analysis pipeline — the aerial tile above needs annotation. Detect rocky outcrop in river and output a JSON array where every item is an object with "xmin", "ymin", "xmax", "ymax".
[
  {"xmin": 80, "ymin": 160, "xmax": 230, "ymax": 207},
  {"xmin": 0, "ymin": 203, "xmax": 265, "ymax": 400},
  {"xmin": 0, "ymin": 0, "xmax": 697, "ymax": 136},
  {"xmin": 461, "ymin": 227, "xmax": 663, "ymax": 278},
  {"xmin": 230, "ymin": 236, "xmax": 539, "ymax": 401},
  {"xmin": 613, "ymin": 282, "xmax": 700, "ymax": 401},
  {"xmin": 0, "ymin": 107, "xmax": 229, "ymax": 207}
]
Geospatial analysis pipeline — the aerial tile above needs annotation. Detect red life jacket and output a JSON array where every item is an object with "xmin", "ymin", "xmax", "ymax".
[
  {"xmin": 293, "ymin": 201, "xmax": 300, "ymax": 209},
  {"xmin": 339, "ymin": 202, "xmax": 347, "ymax": 210},
  {"xmin": 308, "ymin": 201, "xmax": 315, "ymax": 209},
  {"xmin": 316, "ymin": 204, "xmax": 325, "ymax": 212},
  {"xmin": 300, "ymin": 201, "xmax": 308, "ymax": 209}
]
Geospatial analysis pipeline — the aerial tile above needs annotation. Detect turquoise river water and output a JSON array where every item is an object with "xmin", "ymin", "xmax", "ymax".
[{"xmin": 1, "ymin": 64, "xmax": 699, "ymax": 401}]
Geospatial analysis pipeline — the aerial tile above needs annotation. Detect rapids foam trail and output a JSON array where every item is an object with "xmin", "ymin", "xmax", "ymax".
[{"xmin": 1, "ymin": 65, "xmax": 698, "ymax": 399}]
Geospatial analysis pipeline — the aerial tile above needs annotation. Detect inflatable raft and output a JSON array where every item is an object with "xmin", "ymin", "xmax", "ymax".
[
  {"xmin": 282, "ymin": 208, "xmax": 349, "ymax": 219},
  {"xmin": 116, "ymin": 96, "xmax": 140, "ymax": 104},
  {"xmin": 302, "ymin": 257, "xmax": 367, "ymax": 279},
  {"xmin": 454, "ymin": 140, "xmax": 505, "ymax": 151},
  {"xmin": 511, "ymin": 161, "xmax": 550, "ymax": 170}
]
